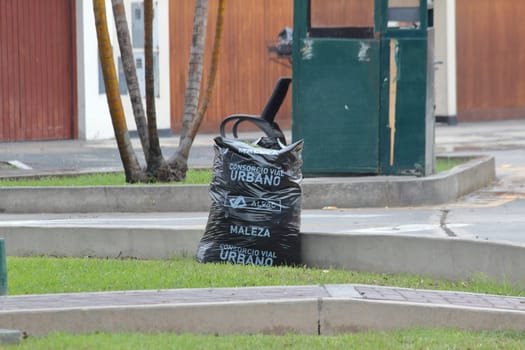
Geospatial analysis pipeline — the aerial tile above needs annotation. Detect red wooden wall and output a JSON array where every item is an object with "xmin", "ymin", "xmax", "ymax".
[
  {"xmin": 171, "ymin": 1, "xmax": 525, "ymax": 128},
  {"xmin": 169, "ymin": 0, "xmax": 294, "ymax": 133},
  {"xmin": 0, "ymin": 0, "xmax": 76, "ymax": 141},
  {"xmin": 456, "ymin": 0, "xmax": 525, "ymax": 121}
]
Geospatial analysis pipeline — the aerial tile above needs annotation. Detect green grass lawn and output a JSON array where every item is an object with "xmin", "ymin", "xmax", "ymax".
[
  {"xmin": 0, "ymin": 169, "xmax": 213, "ymax": 187},
  {"xmin": 7, "ymin": 256, "xmax": 524, "ymax": 296},
  {"xmin": 434, "ymin": 157, "xmax": 466, "ymax": 173},
  {"xmin": 0, "ymin": 158, "xmax": 465, "ymax": 187},
  {"xmin": 8, "ymin": 329, "xmax": 525, "ymax": 350}
]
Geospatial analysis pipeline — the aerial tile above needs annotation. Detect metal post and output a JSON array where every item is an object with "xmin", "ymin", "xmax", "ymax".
[{"xmin": 0, "ymin": 239, "xmax": 7, "ymax": 295}]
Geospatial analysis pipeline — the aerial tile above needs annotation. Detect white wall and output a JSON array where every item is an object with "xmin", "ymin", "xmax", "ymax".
[
  {"xmin": 76, "ymin": 0, "xmax": 170, "ymax": 140},
  {"xmin": 434, "ymin": 0, "xmax": 457, "ymax": 119}
]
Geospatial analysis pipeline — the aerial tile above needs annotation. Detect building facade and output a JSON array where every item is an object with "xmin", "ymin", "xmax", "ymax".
[
  {"xmin": 0, "ymin": 0, "xmax": 170, "ymax": 142},
  {"xmin": 1, "ymin": 0, "xmax": 524, "ymax": 142}
]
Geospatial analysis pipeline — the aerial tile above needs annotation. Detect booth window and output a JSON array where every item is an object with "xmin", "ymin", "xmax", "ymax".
[
  {"xmin": 309, "ymin": 0, "xmax": 375, "ymax": 38},
  {"xmin": 387, "ymin": 0, "xmax": 433, "ymax": 29}
]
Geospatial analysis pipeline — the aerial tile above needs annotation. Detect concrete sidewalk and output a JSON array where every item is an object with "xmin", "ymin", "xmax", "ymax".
[{"xmin": 1, "ymin": 119, "xmax": 524, "ymax": 177}]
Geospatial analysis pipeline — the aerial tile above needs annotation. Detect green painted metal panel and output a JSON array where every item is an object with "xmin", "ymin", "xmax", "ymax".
[
  {"xmin": 293, "ymin": 38, "xmax": 380, "ymax": 175},
  {"xmin": 0, "ymin": 239, "xmax": 6, "ymax": 295},
  {"xmin": 292, "ymin": 0, "xmax": 434, "ymax": 176},
  {"xmin": 392, "ymin": 39, "xmax": 429, "ymax": 173},
  {"xmin": 379, "ymin": 38, "xmax": 430, "ymax": 175}
]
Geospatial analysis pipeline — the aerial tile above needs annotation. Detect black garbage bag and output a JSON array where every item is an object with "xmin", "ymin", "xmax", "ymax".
[{"xmin": 196, "ymin": 136, "xmax": 303, "ymax": 266}]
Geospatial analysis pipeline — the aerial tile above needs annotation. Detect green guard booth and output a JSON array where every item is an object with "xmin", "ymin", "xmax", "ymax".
[{"xmin": 292, "ymin": 0, "xmax": 435, "ymax": 176}]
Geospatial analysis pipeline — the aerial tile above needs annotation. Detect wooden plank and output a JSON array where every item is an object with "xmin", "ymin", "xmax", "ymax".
[
  {"xmin": 0, "ymin": 0, "xmax": 7, "ymax": 139},
  {"xmin": 389, "ymin": 39, "xmax": 398, "ymax": 166},
  {"xmin": 46, "ymin": 0, "xmax": 57, "ymax": 138},
  {"xmin": 38, "ymin": 0, "xmax": 49, "ymax": 139},
  {"xmin": 11, "ymin": 0, "xmax": 20, "ymax": 140},
  {"xmin": 18, "ymin": 0, "xmax": 32, "ymax": 139},
  {"xmin": 24, "ymin": 0, "xmax": 36, "ymax": 139}
]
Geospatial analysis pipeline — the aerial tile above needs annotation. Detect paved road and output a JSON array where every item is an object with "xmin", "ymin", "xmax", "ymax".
[
  {"xmin": 1, "ymin": 197, "xmax": 525, "ymax": 246},
  {"xmin": 0, "ymin": 134, "xmax": 214, "ymax": 171}
]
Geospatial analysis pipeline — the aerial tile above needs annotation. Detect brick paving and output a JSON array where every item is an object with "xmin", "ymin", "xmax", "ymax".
[
  {"xmin": 0, "ymin": 284, "xmax": 524, "ymax": 313},
  {"xmin": 354, "ymin": 285, "xmax": 525, "ymax": 312},
  {"xmin": 0, "ymin": 286, "xmax": 328, "ymax": 311}
]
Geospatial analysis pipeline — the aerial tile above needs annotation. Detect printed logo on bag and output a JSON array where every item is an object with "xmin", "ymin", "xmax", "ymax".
[
  {"xmin": 225, "ymin": 196, "xmax": 282, "ymax": 212},
  {"xmin": 228, "ymin": 196, "xmax": 247, "ymax": 209},
  {"xmin": 229, "ymin": 163, "xmax": 284, "ymax": 186},
  {"xmin": 219, "ymin": 244, "xmax": 277, "ymax": 266},
  {"xmin": 237, "ymin": 147, "xmax": 280, "ymax": 156},
  {"xmin": 230, "ymin": 224, "xmax": 271, "ymax": 238}
]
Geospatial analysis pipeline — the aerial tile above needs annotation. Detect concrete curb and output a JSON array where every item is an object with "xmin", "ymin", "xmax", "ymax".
[
  {"xmin": 0, "ymin": 300, "xmax": 320, "ymax": 336},
  {"xmin": 2, "ymin": 226, "xmax": 524, "ymax": 287},
  {"xmin": 302, "ymin": 233, "xmax": 525, "ymax": 286},
  {"xmin": 302, "ymin": 155, "xmax": 495, "ymax": 208},
  {"xmin": 1, "ymin": 292, "xmax": 525, "ymax": 336},
  {"xmin": 320, "ymin": 298, "xmax": 525, "ymax": 334},
  {"xmin": 0, "ymin": 329, "xmax": 21, "ymax": 345},
  {"xmin": 0, "ymin": 155, "xmax": 495, "ymax": 213},
  {"xmin": 2, "ymin": 227, "xmax": 200, "ymax": 259},
  {"xmin": 0, "ymin": 185, "xmax": 211, "ymax": 214}
]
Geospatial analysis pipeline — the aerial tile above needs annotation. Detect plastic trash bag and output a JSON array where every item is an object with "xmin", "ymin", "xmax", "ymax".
[{"xmin": 196, "ymin": 136, "xmax": 303, "ymax": 266}]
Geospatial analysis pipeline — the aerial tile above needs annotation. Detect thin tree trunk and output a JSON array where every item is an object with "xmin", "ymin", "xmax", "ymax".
[
  {"xmin": 185, "ymin": 0, "xmax": 225, "ymax": 145},
  {"xmin": 144, "ymin": 0, "xmax": 167, "ymax": 179},
  {"xmin": 170, "ymin": 0, "xmax": 225, "ymax": 177},
  {"xmin": 111, "ymin": 0, "xmax": 150, "ymax": 161},
  {"xmin": 93, "ymin": 0, "xmax": 146, "ymax": 183},
  {"xmin": 179, "ymin": 0, "xmax": 209, "ymax": 141}
]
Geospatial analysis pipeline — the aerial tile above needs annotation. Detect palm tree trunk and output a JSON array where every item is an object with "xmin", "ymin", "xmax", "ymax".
[
  {"xmin": 144, "ymin": 0, "xmax": 167, "ymax": 178},
  {"xmin": 93, "ymin": 0, "xmax": 146, "ymax": 183},
  {"xmin": 170, "ymin": 0, "xmax": 225, "ymax": 177},
  {"xmin": 186, "ymin": 0, "xmax": 225, "ymax": 143},
  {"xmin": 111, "ymin": 0, "xmax": 150, "ymax": 160},
  {"xmin": 178, "ymin": 0, "xmax": 209, "ymax": 141}
]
